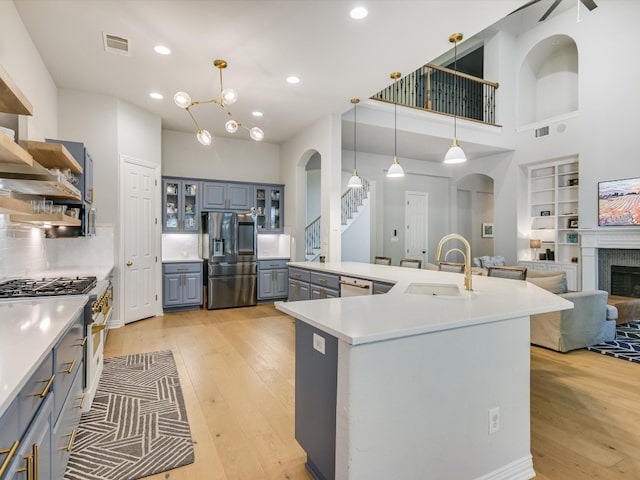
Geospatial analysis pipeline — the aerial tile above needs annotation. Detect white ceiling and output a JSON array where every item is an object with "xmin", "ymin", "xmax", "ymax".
[{"xmin": 15, "ymin": 0, "xmax": 542, "ymax": 159}]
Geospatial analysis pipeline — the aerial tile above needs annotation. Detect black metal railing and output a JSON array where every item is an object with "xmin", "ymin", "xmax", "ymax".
[{"xmin": 371, "ymin": 64, "xmax": 499, "ymax": 125}]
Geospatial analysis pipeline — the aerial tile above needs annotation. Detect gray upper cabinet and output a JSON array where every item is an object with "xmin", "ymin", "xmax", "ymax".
[
  {"xmin": 162, "ymin": 178, "xmax": 200, "ymax": 232},
  {"xmin": 202, "ymin": 181, "xmax": 253, "ymax": 210},
  {"xmin": 255, "ymin": 185, "xmax": 284, "ymax": 233},
  {"xmin": 45, "ymin": 138, "xmax": 94, "ymax": 204}
]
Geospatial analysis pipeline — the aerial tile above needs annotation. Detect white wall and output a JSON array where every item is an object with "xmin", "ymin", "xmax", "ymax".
[
  {"xmin": 0, "ymin": 1, "xmax": 58, "ymax": 279},
  {"xmin": 0, "ymin": 1, "xmax": 57, "ymax": 141},
  {"xmin": 280, "ymin": 114, "xmax": 342, "ymax": 262},
  {"xmin": 341, "ymin": 200, "xmax": 371, "ymax": 263},
  {"xmin": 305, "ymin": 168, "xmax": 321, "ymax": 225},
  {"xmin": 162, "ymin": 129, "xmax": 280, "ymax": 183}
]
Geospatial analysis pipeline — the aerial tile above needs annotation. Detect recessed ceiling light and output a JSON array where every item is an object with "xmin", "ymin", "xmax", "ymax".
[
  {"xmin": 154, "ymin": 45, "xmax": 171, "ymax": 55},
  {"xmin": 149, "ymin": 92, "xmax": 164, "ymax": 100},
  {"xmin": 286, "ymin": 75, "xmax": 300, "ymax": 84},
  {"xmin": 252, "ymin": 111, "xmax": 263, "ymax": 117},
  {"xmin": 350, "ymin": 7, "xmax": 368, "ymax": 19}
]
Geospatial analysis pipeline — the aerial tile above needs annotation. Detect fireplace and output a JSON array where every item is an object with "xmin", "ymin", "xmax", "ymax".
[
  {"xmin": 611, "ymin": 265, "xmax": 640, "ymax": 297},
  {"xmin": 580, "ymin": 228, "xmax": 640, "ymax": 292}
]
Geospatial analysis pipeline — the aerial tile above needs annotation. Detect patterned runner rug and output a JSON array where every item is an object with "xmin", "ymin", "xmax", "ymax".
[
  {"xmin": 64, "ymin": 350, "xmax": 195, "ymax": 480},
  {"xmin": 587, "ymin": 320, "xmax": 640, "ymax": 363}
]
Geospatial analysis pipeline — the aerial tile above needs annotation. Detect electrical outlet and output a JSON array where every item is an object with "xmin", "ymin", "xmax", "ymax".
[
  {"xmin": 313, "ymin": 333, "xmax": 326, "ymax": 354},
  {"xmin": 489, "ymin": 407, "xmax": 500, "ymax": 434}
]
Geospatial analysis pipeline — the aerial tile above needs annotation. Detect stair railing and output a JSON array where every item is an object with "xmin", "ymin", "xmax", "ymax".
[
  {"xmin": 371, "ymin": 63, "xmax": 499, "ymax": 126},
  {"xmin": 304, "ymin": 177, "xmax": 370, "ymax": 256},
  {"xmin": 341, "ymin": 177, "xmax": 370, "ymax": 225}
]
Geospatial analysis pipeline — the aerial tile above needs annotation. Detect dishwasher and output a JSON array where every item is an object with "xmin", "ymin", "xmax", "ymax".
[{"xmin": 339, "ymin": 276, "xmax": 373, "ymax": 297}]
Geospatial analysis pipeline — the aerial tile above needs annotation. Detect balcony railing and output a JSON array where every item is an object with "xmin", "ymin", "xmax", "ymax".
[{"xmin": 371, "ymin": 63, "xmax": 499, "ymax": 126}]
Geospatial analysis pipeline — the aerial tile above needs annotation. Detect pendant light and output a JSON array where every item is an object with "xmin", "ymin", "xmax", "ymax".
[
  {"xmin": 387, "ymin": 71, "xmax": 405, "ymax": 177},
  {"xmin": 443, "ymin": 33, "xmax": 467, "ymax": 164},
  {"xmin": 347, "ymin": 98, "xmax": 363, "ymax": 188}
]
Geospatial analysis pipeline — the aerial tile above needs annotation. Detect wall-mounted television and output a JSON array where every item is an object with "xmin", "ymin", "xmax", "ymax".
[{"xmin": 598, "ymin": 176, "xmax": 640, "ymax": 226}]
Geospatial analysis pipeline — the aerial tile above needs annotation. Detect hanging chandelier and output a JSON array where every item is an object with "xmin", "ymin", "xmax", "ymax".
[
  {"xmin": 347, "ymin": 98, "xmax": 363, "ymax": 188},
  {"xmin": 387, "ymin": 71, "xmax": 405, "ymax": 177},
  {"xmin": 174, "ymin": 59, "xmax": 264, "ymax": 146},
  {"xmin": 443, "ymin": 33, "xmax": 467, "ymax": 164}
]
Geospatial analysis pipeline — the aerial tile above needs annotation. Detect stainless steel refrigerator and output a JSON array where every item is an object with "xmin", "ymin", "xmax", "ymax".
[{"xmin": 204, "ymin": 211, "xmax": 257, "ymax": 309}]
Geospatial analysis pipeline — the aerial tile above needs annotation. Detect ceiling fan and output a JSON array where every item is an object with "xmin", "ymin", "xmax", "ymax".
[{"xmin": 511, "ymin": 0, "xmax": 598, "ymax": 22}]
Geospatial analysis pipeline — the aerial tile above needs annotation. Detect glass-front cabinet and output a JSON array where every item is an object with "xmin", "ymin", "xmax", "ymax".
[
  {"xmin": 163, "ymin": 178, "xmax": 199, "ymax": 232},
  {"xmin": 255, "ymin": 184, "xmax": 284, "ymax": 233}
]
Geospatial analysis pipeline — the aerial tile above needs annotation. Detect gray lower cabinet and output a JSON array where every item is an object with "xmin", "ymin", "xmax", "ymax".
[
  {"xmin": 258, "ymin": 259, "xmax": 289, "ymax": 301},
  {"xmin": 295, "ymin": 320, "xmax": 338, "ymax": 480},
  {"xmin": 163, "ymin": 262, "xmax": 203, "ymax": 310},
  {"xmin": 373, "ymin": 281, "xmax": 394, "ymax": 294},
  {"xmin": 309, "ymin": 272, "xmax": 340, "ymax": 299},
  {"xmin": 288, "ymin": 267, "xmax": 311, "ymax": 301},
  {"xmin": 289, "ymin": 267, "xmax": 341, "ymax": 301},
  {"xmin": 1, "ymin": 309, "xmax": 85, "ymax": 479}
]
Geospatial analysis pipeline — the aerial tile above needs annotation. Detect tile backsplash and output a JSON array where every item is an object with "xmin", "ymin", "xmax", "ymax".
[{"xmin": 0, "ymin": 216, "xmax": 114, "ymax": 279}]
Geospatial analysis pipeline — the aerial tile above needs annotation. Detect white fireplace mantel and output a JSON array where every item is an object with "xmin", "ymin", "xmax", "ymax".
[{"xmin": 579, "ymin": 227, "xmax": 640, "ymax": 291}]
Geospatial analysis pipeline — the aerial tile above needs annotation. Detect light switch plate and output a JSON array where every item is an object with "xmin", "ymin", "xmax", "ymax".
[{"xmin": 313, "ymin": 333, "xmax": 326, "ymax": 354}]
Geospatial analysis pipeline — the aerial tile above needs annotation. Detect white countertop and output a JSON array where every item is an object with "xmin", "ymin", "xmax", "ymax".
[
  {"xmin": 277, "ymin": 261, "xmax": 573, "ymax": 345},
  {"xmin": 162, "ymin": 257, "xmax": 204, "ymax": 264},
  {"xmin": 0, "ymin": 296, "xmax": 88, "ymax": 416}
]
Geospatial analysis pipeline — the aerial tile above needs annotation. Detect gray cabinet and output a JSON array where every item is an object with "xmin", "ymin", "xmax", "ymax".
[
  {"xmin": 288, "ymin": 267, "xmax": 341, "ymax": 301},
  {"xmin": 0, "ymin": 309, "xmax": 84, "ymax": 480},
  {"xmin": 163, "ymin": 178, "xmax": 200, "ymax": 232},
  {"xmin": 288, "ymin": 267, "xmax": 311, "ymax": 301},
  {"xmin": 202, "ymin": 181, "xmax": 253, "ymax": 210},
  {"xmin": 295, "ymin": 320, "xmax": 338, "ymax": 480},
  {"xmin": 310, "ymin": 272, "xmax": 340, "ymax": 299},
  {"xmin": 255, "ymin": 185, "xmax": 284, "ymax": 233},
  {"xmin": 46, "ymin": 138, "xmax": 94, "ymax": 204},
  {"xmin": 163, "ymin": 262, "xmax": 203, "ymax": 310},
  {"xmin": 258, "ymin": 259, "xmax": 289, "ymax": 300},
  {"xmin": 5, "ymin": 395, "xmax": 54, "ymax": 480},
  {"xmin": 373, "ymin": 281, "xmax": 394, "ymax": 294}
]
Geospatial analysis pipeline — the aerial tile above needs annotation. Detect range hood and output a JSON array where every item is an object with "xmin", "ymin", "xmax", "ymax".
[{"xmin": 0, "ymin": 160, "xmax": 81, "ymax": 199}]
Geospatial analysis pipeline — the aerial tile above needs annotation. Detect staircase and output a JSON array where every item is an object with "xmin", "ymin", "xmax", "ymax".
[{"xmin": 305, "ymin": 178, "xmax": 370, "ymax": 261}]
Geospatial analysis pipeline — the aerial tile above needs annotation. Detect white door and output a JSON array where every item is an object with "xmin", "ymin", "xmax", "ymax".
[
  {"xmin": 405, "ymin": 192, "xmax": 428, "ymax": 265},
  {"xmin": 123, "ymin": 158, "xmax": 158, "ymax": 324}
]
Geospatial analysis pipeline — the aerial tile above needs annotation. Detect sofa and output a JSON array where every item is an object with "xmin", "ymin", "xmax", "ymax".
[{"xmin": 528, "ymin": 270, "xmax": 617, "ymax": 352}]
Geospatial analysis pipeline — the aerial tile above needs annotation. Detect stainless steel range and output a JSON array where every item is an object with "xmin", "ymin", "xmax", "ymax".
[
  {"xmin": 0, "ymin": 275, "xmax": 112, "ymax": 411},
  {"xmin": 0, "ymin": 276, "xmax": 97, "ymax": 298}
]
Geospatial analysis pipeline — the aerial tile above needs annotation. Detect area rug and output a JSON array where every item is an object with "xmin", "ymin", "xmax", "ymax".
[
  {"xmin": 587, "ymin": 320, "xmax": 640, "ymax": 364},
  {"xmin": 64, "ymin": 350, "xmax": 195, "ymax": 480}
]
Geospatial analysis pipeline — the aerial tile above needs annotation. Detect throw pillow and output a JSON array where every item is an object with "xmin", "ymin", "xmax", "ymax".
[
  {"xmin": 480, "ymin": 256, "xmax": 506, "ymax": 268},
  {"xmin": 526, "ymin": 271, "xmax": 568, "ymax": 294}
]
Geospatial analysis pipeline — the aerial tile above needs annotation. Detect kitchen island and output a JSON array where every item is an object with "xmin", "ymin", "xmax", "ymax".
[{"xmin": 276, "ymin": 261, "xmax": 573, "ymax": 480}]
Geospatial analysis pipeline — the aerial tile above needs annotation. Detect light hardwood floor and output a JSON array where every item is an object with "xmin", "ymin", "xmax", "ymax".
[{"xmin": 104, "ymin": 305, "xmax": 640, "ymax": 480}]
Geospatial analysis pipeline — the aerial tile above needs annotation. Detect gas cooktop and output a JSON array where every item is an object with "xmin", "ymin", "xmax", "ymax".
[{"xmin": 0, "ymin": 276, "xmax": 97, "ymax": 298}]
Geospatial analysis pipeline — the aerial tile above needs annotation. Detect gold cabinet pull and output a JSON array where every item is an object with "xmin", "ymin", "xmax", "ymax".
[
  {"xmin": 126, "ymin": 261, "xmax": 133, "ymax": 267},
  {"xmin": 75, "ymin": 336, "xmax": 87, "ymax": 347},
  {"xmin": 92, "ymin": 324, "xmax": 106, "ymax": 335},
  {"xmin": 0, "ymin": 441, "xmax": 20, "ymax": 477},
  {"xmin": 60, "ymin": 430, "xmax": 76, "ymax": 452},
  {"xmin": 32, "ymin": 443, "xmax": 38, "ymax": 480},
  {"xmin": 16, "ymin": 452, "xmax": 33, "ymax": 480},
  {"xmin": 62, "ymin": 359, "xmax": 76, "ymax": 375},
  {"xmin": 75, "ymin": 394, "xmax": 86, "ymax": 410},
  {"xmin": 34, "ymin": 374, "xmax": 55, "ymax": 398}
]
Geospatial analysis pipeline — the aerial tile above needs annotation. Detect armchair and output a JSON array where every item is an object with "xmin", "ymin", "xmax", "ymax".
[{"xmin": 530, "ymin": 290, "xmax": 617, "ymax": 352}]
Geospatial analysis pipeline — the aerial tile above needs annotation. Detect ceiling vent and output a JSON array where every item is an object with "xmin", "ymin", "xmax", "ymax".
[
  {"xmin": 103, "ymin": 33, "xmax": 130, "ymax": 56},
  {"xmin": 535, "ymin": 126, "xmax": 549, "ymax": 138}
]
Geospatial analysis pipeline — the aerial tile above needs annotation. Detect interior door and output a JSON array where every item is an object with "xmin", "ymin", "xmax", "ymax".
[
  {"xmin": 123, "ymin": 158, "xmax": 158, "ymax": 323},
  {"xmin": 405, "ymin": 191, "xmax": 428, "ymax": 265}
]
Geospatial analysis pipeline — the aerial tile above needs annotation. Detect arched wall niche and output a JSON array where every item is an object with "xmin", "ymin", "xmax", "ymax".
[{"xmin": 518, "ymin": 34, "xmax": 578, "ymax": 126}]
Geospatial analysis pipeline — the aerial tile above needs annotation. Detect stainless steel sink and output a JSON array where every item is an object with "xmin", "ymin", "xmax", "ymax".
[{"xmin": 404, "ymin": 282, "xmax": 462, "ymax": 297}]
